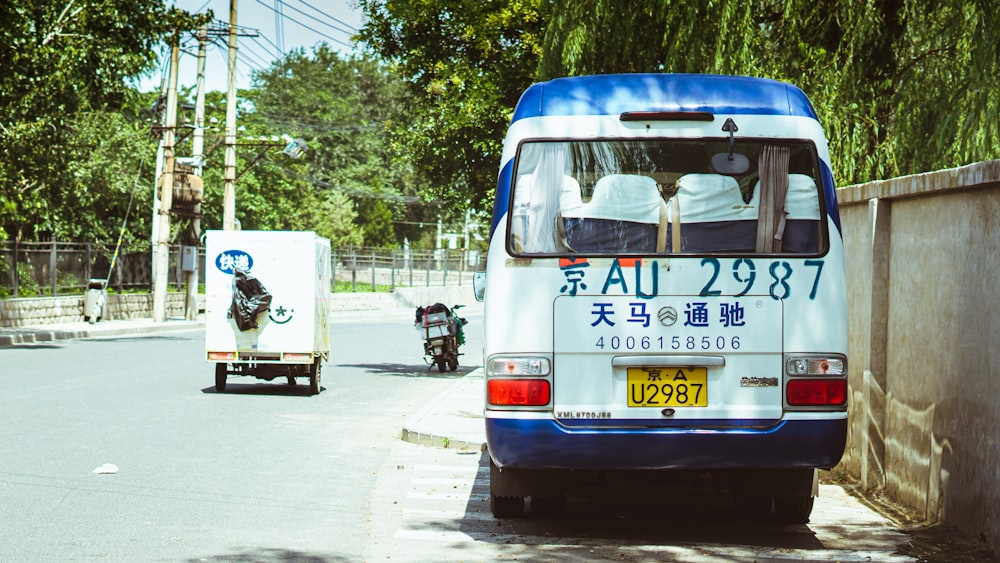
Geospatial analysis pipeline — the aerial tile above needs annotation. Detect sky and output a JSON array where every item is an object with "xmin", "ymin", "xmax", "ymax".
[{"xmin": 139, "ymin": 0, "xmax": 365, "ymax": 94}]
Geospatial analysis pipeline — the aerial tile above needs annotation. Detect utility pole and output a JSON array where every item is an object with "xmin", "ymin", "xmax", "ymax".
[
  {"xmin": 183, "ymin": 25, "xmax": 208, "ymax": 321},
  {"xmin": 222, "ymin": 0, "xmax": 238, "ymax": 230},
  {"xmin": 152, "ymin": 37, "xmax": 180, "ymax": 322},
  {"xmin": 150, "ymin": 67, "xmax": 170, "ymax": 285}
]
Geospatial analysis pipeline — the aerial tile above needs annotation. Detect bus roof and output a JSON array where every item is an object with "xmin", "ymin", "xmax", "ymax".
[{"xmin": 511, "ymin": 74, "xmax": 818, "ymax": 123}]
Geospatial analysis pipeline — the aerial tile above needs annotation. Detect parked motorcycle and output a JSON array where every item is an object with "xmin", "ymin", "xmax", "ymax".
[{"xmin": 415, "ymin": 303, "xmax": 467, "ymax": 372}]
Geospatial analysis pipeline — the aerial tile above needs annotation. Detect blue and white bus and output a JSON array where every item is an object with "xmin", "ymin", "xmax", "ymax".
[{"xmin": 476, "ymin": 74, "xmax": 848, "ymax": 522}]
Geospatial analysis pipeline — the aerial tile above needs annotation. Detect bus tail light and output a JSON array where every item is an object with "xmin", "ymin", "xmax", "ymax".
[
  {"xmin": 487, "ymin": 357, "xmax": 550, "ymax": 376},
  {"xmin": 786, "ymin": 356, "xmax": 845, "ymax": 376},
  {"xmin": 786, "ymin": 379, "xmax": 847, "ymax": 406},
  {"xmin": 488, "ymin": 379, "xmax": 551, "ymax": 406}
]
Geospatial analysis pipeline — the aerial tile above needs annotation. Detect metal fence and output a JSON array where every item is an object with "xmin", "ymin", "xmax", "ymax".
[
  {"xmin": 0, "ymin": 240, "xmax": 483, "ymax": 298},
  {"xmin": 332, "ymin": 247, "xmax": 484, "ymax": 292}
]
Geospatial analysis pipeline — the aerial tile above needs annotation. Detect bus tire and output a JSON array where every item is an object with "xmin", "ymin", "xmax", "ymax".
[
  {"xmin": 774, "ymin": 494, "xmax": 814, "ymax": 524},
  {"xmin": 734, "ymin": 494, "xmax": 772, "ymax": 518},
  {"xmin": 530, "ymin": 495, "xmax": 565, "ymax": 517},
  {"xmin": 490, "ymin": 495, "xmax": 524, "ymax": 518}
]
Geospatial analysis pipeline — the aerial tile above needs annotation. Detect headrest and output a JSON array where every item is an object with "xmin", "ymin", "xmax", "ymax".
[
  {"xmin": 563, "ymin": 174, "xmax": 661, "ymax": 224},
  {"xmin": 669, "ymin": 173, "xmax": 755, "ymax": 223},
  {"xmin": 514, "ymin": 174, "xmax": 584, "ymax": 212},
  {"xmin": 748, "ymin": 173, "xmax": 821, "ymax": 219},
  {"xmin": 560, "ymin": 176, "xmax": 583, "ymax": 212}
]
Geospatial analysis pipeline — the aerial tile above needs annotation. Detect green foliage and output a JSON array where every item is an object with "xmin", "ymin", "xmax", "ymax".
[
  {"xmin": 0, "ymin": 262, "xmax": 42, "ymax": 297},
  {"xmin": 359, "ymin": 0, "xmax": 998, "ymax": 196},
  {"xmin": 0, "ymin": 0, "xmax": 207, "ymax": 242},
  {"xmin": 246, "ymin": 47, "xmax": 427, "ymax": 247},
  {"xmin": 5, "ymin": 1, "xmax": 995, "ymax": 256},
  {"xmin": 357, "ymin": 0, "xmax": 547, "ymax": 216}
]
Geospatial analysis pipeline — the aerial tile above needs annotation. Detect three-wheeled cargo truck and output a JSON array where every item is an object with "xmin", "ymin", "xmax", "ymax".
[{"xmin": 205, "ymin": 230, "xmax": 331, "ymax": 395}]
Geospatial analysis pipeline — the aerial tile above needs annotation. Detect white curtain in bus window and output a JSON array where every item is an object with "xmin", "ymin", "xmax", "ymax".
[{"xmin": 511, "ymin": 143, "xmax": 578, "ymax": 253}]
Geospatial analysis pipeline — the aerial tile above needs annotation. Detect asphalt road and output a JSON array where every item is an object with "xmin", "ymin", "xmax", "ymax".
[{"xmin": 0, "ymin": 308, "xmax": 478, "ymax": 562}]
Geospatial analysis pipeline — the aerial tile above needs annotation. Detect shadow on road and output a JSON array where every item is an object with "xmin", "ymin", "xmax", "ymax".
[
  {"xmin": 200, "ymin": 382, "xmax": 322, "ymax": 396},
  {"xmin": 337, "ymin": 362, "xmax": 476, "ymax": 379},
  {"xmin": 188, "ymin": 547, "xmax": 352, "ymax": 562}
]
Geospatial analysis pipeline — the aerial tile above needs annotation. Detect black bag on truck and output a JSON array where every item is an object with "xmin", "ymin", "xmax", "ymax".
[{"xmin": 230, "ymin": 268, "xmax": 272, "ymax": 331}]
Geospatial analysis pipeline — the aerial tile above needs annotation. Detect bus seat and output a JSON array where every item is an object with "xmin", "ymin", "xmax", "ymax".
[
  {"xmin": 749, "ymin": 173, "xmax": 820, "ymax": 253},
  {"xmin": 667, "ymin": 173, "xmax": 757, "ymax": 252},
  {"xmin": 560, "ymin": 176, "xmax": 584, "ymax": 213},
  {"xmin": 563, "ymin": 174, "xmax": 663, "ymax": 253}
]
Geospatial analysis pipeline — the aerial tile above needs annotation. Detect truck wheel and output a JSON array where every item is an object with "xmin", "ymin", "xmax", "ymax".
[
  {"xmin": 447, "ymin": 357, "xmax": 458, "ymax": 371},
  {"xmin": 435, "ymin": 357, "xmax": 447, "ymax": 372},
  {"xmin": 309, "ymin": 359, "xmax": 322, "ymax": 395},
  {"xmin": 215, "ymin": 363, "xmax": 227, "ymax": 393}
]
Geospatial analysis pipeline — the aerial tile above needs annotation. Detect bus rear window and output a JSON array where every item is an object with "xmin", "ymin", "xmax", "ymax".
[{"xmin": 508, "ymin": 139, "xmax": 825, "ymax": 256}]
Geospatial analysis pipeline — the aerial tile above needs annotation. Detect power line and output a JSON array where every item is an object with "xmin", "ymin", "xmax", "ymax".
[
  {"xmin": 254, "ymin": 31, "xmax": 284, "ymax": 57},
  {"xmin": 273, "ymin": 0, "xmax": 284, "ymax": 56},
  {"xmin": 254, "ymin": 0, "xmax": 352, "ymax": 49},
  {"xmin": 239, "ymin": 38, "xmax": 276, "ymax": 70},
  {"xmin": 295, "ymin": 0, "xmax": 359, "ymax": 33},
  {"xmin": 277, "ymin": 0, "xmax": 357, "ymax": 37}
]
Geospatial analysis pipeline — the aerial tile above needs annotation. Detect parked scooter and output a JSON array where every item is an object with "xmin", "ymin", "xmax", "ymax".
[{"xmin": 415, "ymin": 303, "xmax": 467, "ymax": 372}]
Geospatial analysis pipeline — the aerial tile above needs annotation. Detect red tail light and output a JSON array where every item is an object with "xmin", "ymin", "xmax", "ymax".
[
  {"xmin": 487, "ymin": 379, "xmax": 551, "ymax": 406},
  {"xmin": 786, "ymin": 379, "xmax": 847, "ymax": 406}
]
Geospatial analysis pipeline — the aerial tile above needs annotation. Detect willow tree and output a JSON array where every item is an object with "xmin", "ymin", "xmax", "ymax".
[{"xmin": 538, "ymin": 0, "xmax": 1000, "ymax": 186}]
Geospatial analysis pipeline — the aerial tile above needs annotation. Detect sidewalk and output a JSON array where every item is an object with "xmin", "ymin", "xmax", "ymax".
[{"xmin": 0, "ymin": 316, "xmax": 204, "ymax": 347}]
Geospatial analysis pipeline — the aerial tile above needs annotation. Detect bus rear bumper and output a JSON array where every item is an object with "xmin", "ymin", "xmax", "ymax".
[{"xmin": 485, "ymin": 416, "xmax": 846, "ymax": 470}]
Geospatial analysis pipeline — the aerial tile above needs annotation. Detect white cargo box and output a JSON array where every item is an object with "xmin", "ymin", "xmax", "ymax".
[
  {"xmin": 416, "ymin": 311, "xmax": 452, "ymax": 340},
  {"xmin": 205, "ymin": 230, "xmax": 331, "ymax": 363}
]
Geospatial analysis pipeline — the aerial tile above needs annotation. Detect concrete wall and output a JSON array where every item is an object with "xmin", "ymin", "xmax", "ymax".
[
  {"xmin": 837, "ymin": 159, "xmax": 1000, "ymax": 551},
  {"xmin": 0, "ymin": 293, "xmax": 202, "ymax": 326}
]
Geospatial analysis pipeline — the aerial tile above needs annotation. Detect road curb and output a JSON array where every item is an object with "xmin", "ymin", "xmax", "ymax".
[
  {"xmin": 0, "ymin": 321, "xmax": 203, "ymax": 348},
  {"xmin": 400, "ymin": 369, "xmax": 486, "ymax": 452},
  {"xmin": 399, "ymin": 428, "xmax": 487, "ymax": 452}
]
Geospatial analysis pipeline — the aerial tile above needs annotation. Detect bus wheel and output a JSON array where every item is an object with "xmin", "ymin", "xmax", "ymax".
[
  {"xmin": 774, "ymin": 495, "xmax": 814, "ymax": 523},
  {"xmin": 490, "ymin": 495, "xmax": 524, "ymax": 518},
  {"xmin": 734, "ymin": 494, "xmax": 772, "ymax": 519},
  {"xmin": 215, "ymin": 363, "xmax": 227, "ymax": 393},
  {"xmin": 530, "ymin": 496, "xmax": 565, "ymax": 517}
]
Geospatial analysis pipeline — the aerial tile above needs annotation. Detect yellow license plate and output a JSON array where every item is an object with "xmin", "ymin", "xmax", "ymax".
[{"xmin": 627, "ymin": 367, "xmax": 708, "ymax": 407}]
